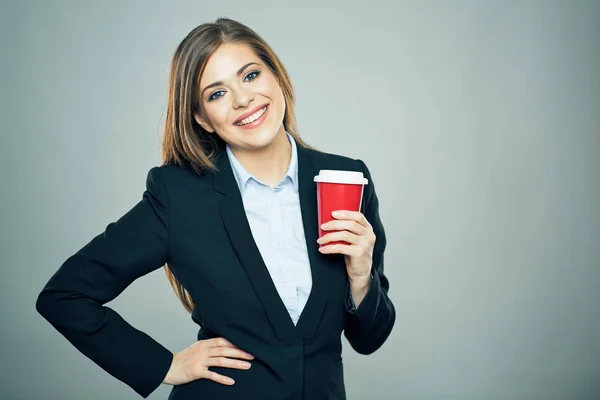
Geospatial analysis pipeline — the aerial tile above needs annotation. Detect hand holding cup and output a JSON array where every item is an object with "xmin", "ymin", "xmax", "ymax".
[{"xmin": 314, "ymin": 170, "xmax": 375, "ymax": 282}]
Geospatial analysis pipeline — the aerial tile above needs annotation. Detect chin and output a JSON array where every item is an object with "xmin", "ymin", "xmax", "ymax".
[
  {"xmin": 249, "ymin": 128, "xmax": 280, "ymax": 149},
  {"xmin": 236, "ymin": 124, "xmax": 282, "ymax": 149}
]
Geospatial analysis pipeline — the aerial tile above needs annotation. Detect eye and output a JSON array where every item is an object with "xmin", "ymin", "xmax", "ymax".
[
  {"xmin": 208, "ymin": 90, "xmax": 225, "ymax": 102},
  {"xmin": 207, "ymin": 70, "xmax": 260, "ymax": 102},
  {"xmin": 244, "ymin": 70, "xmax": 260, "ymax": 82}
]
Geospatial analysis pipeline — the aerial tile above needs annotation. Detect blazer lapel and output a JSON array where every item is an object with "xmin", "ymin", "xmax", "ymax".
[
  {"xmin": 294, "ymin": 144, "xmax": 331, "ymax": 340},
  {"xmin": 212, "ymin": 140, "xmax": 332, "ymax": 343},
  {"xmin": 213, "ymin": 145, "xmax": 298, "ymax": 345}
]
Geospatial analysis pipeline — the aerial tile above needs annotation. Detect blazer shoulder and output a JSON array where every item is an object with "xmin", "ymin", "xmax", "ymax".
[
  {"xmin": 304, "ymin": 146, "xmax": 365, "ymax": 171},
  {"xmin": 153, "ymin": 162, "xmax": 212, "ymax": 183},
  {"xmin": 149, "ymin": 162, "xmax": 215, "ymax": 200}
]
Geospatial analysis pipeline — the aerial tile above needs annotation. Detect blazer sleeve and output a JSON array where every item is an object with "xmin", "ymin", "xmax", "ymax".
[
  {"xmin": 343, "ymin": 159, "xmax": 396, "ymax": 355},
  {"xmin": 35, "ymin": 166, "xmax": 174, "ymax": 398}
]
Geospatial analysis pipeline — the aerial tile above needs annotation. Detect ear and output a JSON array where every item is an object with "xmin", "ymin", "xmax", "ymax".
[{"xmin": 193, "ymin": 112, "xmax": 215, "ymax": 133}]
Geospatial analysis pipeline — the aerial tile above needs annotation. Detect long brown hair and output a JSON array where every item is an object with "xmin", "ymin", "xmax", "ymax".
[{"xmin": 161, "ymin": 18, "xmax": 312, "ymax": 313}]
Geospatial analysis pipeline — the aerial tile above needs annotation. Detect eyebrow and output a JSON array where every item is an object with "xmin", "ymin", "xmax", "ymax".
[{"xmin": 201, "ymin": 62, "xmax": 260, "ymax": 96}]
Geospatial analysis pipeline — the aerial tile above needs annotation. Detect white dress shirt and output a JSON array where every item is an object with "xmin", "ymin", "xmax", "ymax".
[{"xmin": 226, "ymin": 133, "xmax": 312, "ymax": 325}]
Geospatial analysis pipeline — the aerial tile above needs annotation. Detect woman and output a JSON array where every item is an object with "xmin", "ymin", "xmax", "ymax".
[{"xmin": 36, "ymin": 18, "xmax": 395, "ymax": 400}]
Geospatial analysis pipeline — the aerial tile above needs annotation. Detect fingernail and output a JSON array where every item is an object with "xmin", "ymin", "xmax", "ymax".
[
  {"xmin": 332, "ymin": 211, "xmax": 341, "ymax": 217},
  {"xmin": 227, "ymin": 378, "xmax": 235, "ymax": 384},
  {"xmin": 242, "ymin": 362, "xmax": 251, "ymax": 368}
]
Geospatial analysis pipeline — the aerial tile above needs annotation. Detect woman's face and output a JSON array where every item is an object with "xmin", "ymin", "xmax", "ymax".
[{"xmin": 194, "ymin": 43, "xmax": 286, "ymax": 152}]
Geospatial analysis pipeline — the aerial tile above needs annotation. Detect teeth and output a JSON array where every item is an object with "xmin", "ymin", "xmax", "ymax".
[{"xmin": 236, "ymin": 106, "xmax": 267, "ymax": 126}]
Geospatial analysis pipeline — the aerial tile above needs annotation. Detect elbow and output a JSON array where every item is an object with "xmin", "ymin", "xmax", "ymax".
[
  {"xmin": 36, "ymin": 287, "xmax": 106, "ymax": 334},
  {"xmin": 352, "ymin": 342, "xmax": 380, "ymax": 356},
  {"xmin": 35, "ymin": 289, "xmax": 59, "ymax": 322},
  {"xmin": 36, "ymin": 287, "xmax": 76, "ymax": 325},
  {"xmin": 349, "ymin": 328, "xmax": 391, "ymax": 355}
]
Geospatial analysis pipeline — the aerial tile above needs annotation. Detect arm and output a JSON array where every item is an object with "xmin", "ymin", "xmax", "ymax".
[
  {"xmin": 35, "ymin": 166, "xmax": 174, "ymax": 398},
  {"xmin": 343, "ymin": 159, "xmax": 396, "ymax": 355}
]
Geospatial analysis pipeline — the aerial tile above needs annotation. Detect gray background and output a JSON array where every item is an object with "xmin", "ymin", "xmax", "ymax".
[{"xmin": 1, "ymin": 0, "xmax": 598, "ymax": 399}]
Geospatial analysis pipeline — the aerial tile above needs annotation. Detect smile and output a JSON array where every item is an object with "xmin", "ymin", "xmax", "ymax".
[{"xmin": 235, "ymin": 105, "xmax": 268, "ymax": 126}]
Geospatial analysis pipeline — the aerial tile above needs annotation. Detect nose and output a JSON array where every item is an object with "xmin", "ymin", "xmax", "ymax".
[{"xmin": 232, "ymin": 86, "xmax": 253, "ymax": 109}]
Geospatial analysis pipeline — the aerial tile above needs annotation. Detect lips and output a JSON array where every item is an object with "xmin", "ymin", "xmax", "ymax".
[{"xmin": 233, "ymin": 103, "xmax": 269, "ymax": 125}]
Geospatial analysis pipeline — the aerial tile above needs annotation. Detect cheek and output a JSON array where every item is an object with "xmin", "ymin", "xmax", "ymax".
[
  {"xmin": 277, "ymin": 88, "xmax": 286, "ymax": 110},
  {"xmin": 260, "ymin": 75, "xmax": 282, "ymax": 98},
  {"xmin": 205, "ymin": 102, "xmax": 232, "ymax": 126},
  {"xmin": 276, "ymin": 89, "xmax": 286, "ymax": 120},
  {"xmin": 263, "ymin": 80, "xmax": 286, "ymax": 114}
]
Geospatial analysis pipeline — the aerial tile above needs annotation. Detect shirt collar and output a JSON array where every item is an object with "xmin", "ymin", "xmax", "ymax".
[{"xmin": 226, "ymin": 132, "xmax": 299, "ymax": 194}]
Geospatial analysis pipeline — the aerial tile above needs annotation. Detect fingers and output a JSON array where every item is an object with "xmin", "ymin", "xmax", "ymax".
[
  {"xmin": 206, "ymin": 356, "xmax": 252, "ymax": 370},
  {"xmin": 317, "ymin": 230, "xmax": 361, "ymax": 246},
  {"xmin": 207, "ymin": 346, "xmax": 255, "ymax": 360},
  {"xmin": 331, "ymin": 210, "xmax": 372, "ymax": 229},
  {"xmin": 201, "ymin": 338, "xmax": 253, "ymax": 386},
  {"xmin": 202, "ymin": 370, "xmax": 237, "ymax": 385},
  {"xmin": 319, "ymin": 211, "xmax": 376, "ymax": 249},
  {"xmin": 320, "ymin": 219, "xmax": 367, "ymax": 236},
  {"xmin": 169, "ymin": 337, "xmax": 255, "ymax": 387},
  {"xmin": 318, "ymin": 242, "xmax": 363, "ymax": 257},
  {"xmin": 199, "ymin": 354, "xmax": 252, "ymax": 386},
  {"xmin": 318, "ymin": 228, "xmax": 375, "ymax": 247}
]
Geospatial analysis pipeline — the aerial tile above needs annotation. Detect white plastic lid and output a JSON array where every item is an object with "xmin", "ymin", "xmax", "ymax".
[{"xmin": 313, "ymin": 170, "xmax": 368, "ymax": 185}]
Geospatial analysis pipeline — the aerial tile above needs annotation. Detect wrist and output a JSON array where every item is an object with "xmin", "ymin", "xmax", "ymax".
[
  {"xmin": 162, "ymin": 352, "xmax": 179, "ymax": 385},
  {"xmin": 348, "ymin": 276, "xmax": 371, "ymax": 309},
  {"xmin": 349, "ymin": 273, "xmax": 371, "ymax": 289}
]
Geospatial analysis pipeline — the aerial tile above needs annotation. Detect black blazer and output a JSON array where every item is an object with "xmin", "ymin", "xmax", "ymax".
[{"xmin": 36, "ymin": 141, "xmax": 396, "ymax": 400}]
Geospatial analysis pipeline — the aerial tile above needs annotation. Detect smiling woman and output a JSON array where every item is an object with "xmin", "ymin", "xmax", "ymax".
[{"xmin": 35, "ymin": 17, "xmax": 395, "ymax": 400}]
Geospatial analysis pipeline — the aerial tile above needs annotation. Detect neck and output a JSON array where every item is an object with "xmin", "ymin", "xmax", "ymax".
[{"xmin": 230, "ymin": 128, "xmax": 292, "ymax": 187}]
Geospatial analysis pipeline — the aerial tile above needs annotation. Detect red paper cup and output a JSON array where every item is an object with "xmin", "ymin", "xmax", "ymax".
[{"xmin": 314, "ymin": 170, "xmax": 369, "ymax": 247}]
